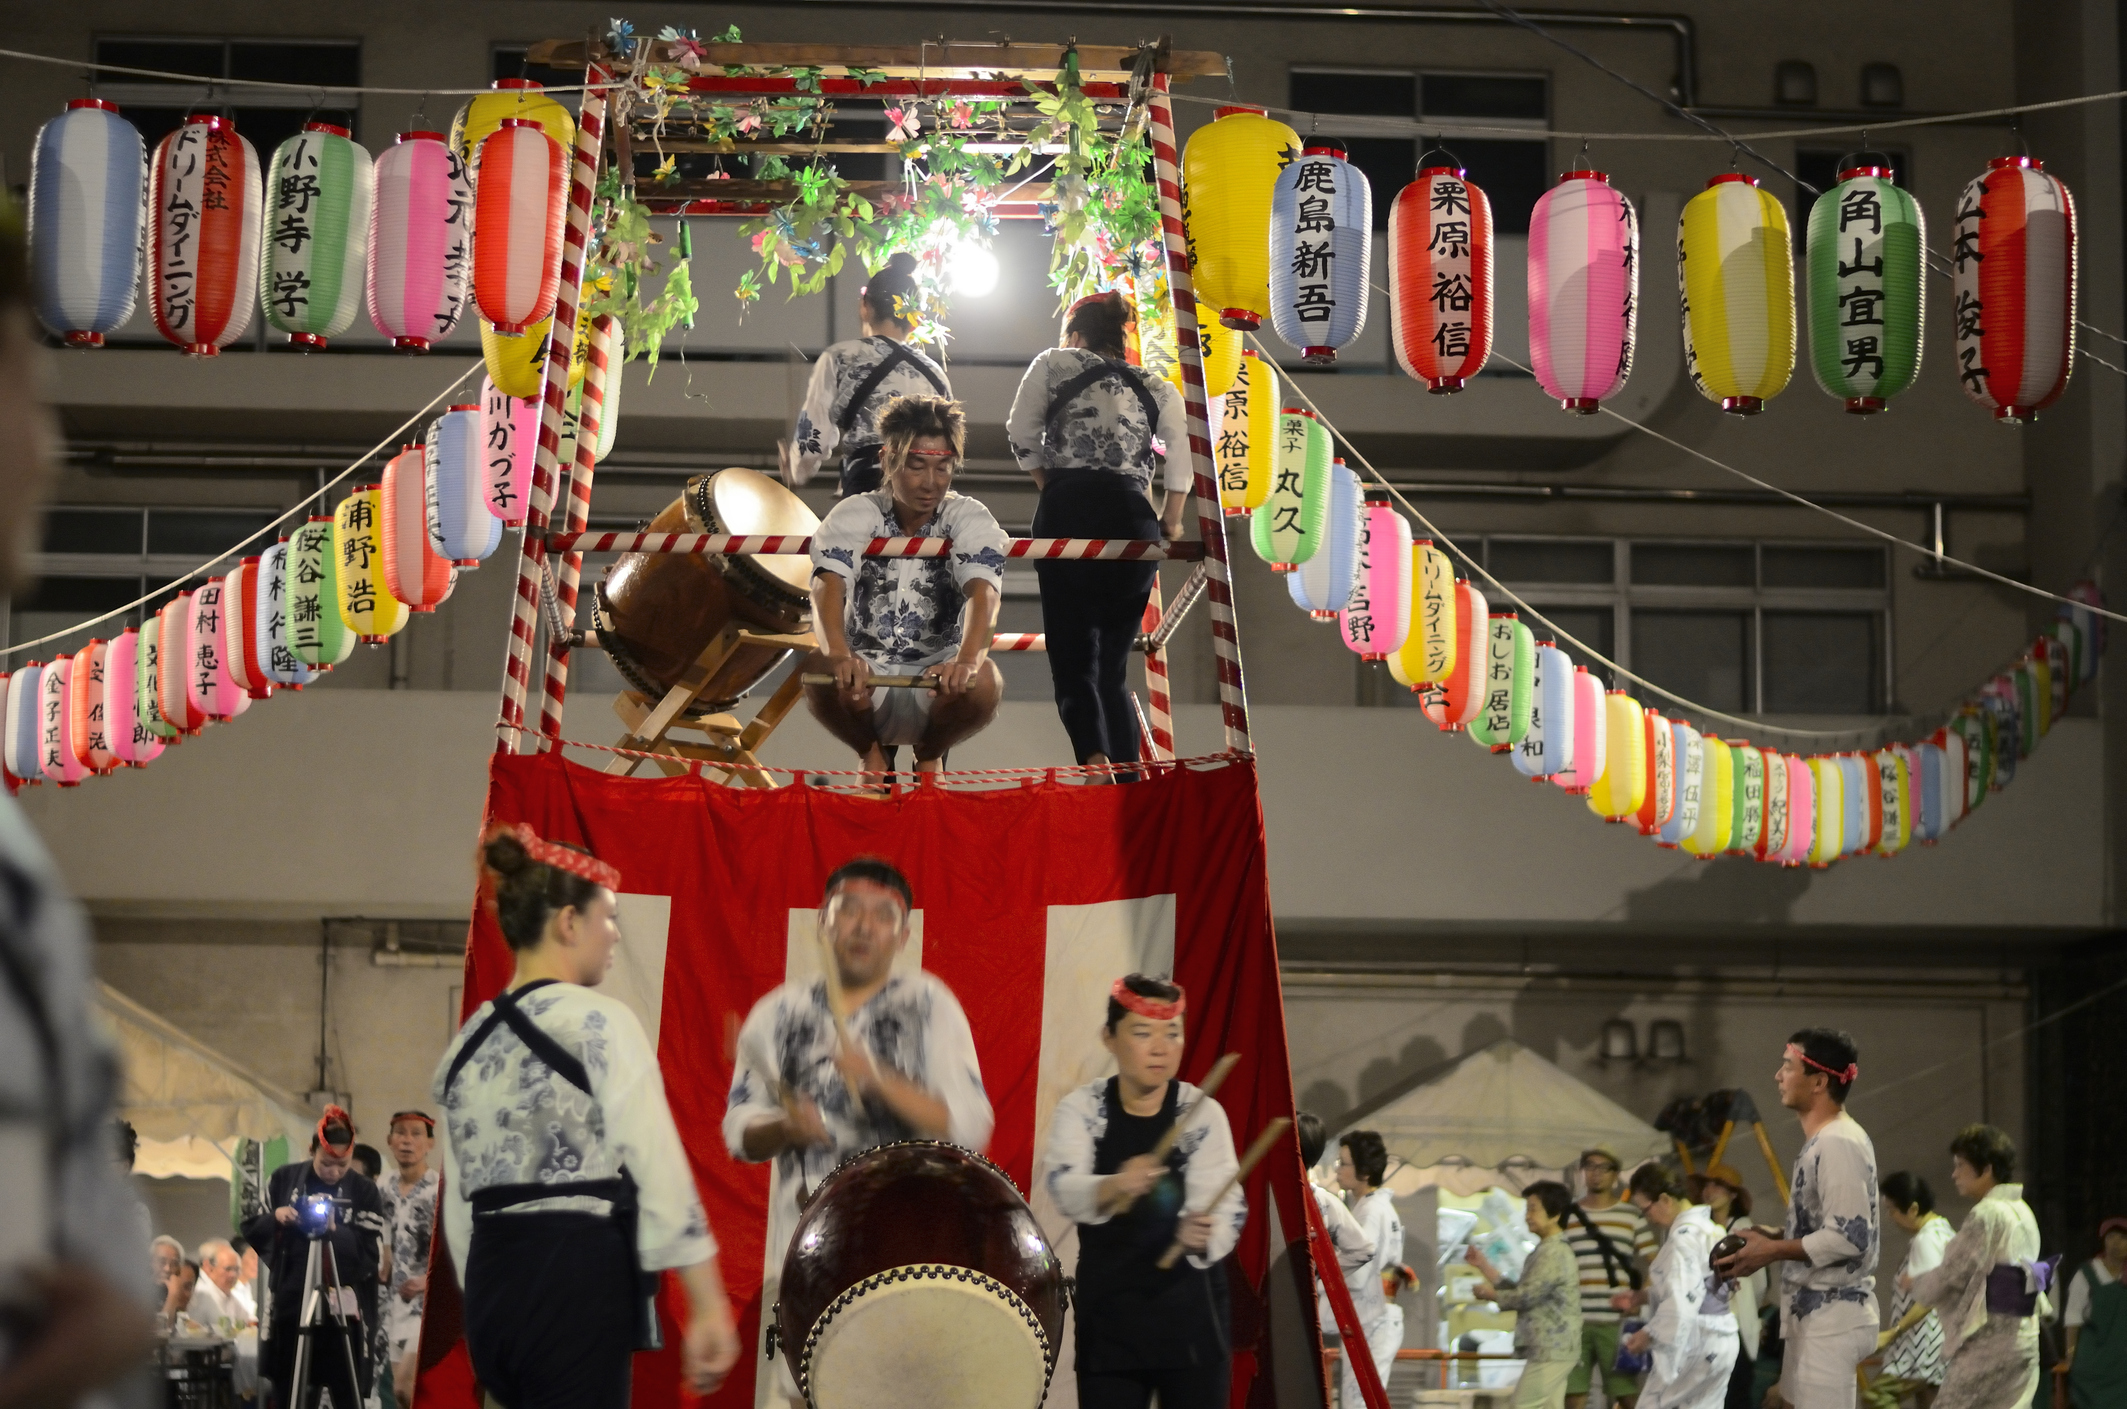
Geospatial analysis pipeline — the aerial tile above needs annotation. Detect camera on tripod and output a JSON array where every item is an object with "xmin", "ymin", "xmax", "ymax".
[{"xmin": 296, "ymin": 1192, "xmax": 338, "ymax": 1238}]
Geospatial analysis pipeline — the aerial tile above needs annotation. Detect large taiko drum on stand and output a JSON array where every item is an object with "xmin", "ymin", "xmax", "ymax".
[
  {"xmin": 595, "ymin": 467, "xmax": 818, "ymax": 714},
  {"xmin": 776, "ymin": 1142, "xmax": 1065, "ymax": 1409}
]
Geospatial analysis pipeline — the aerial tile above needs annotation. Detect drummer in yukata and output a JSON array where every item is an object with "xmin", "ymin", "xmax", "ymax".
[
  {"xmin": 723, "ymin": 856, "xmax": 994, "ymax": 1408},
  {"xmin": 799, "ymin": 394, "xmax": 1008, "ymax": 778}
]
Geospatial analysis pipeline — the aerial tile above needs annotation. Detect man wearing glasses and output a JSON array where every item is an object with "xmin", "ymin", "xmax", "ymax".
[{"xmin": 1564, "ymin": 1146, "xmax": 1657, "ymax": 1409}]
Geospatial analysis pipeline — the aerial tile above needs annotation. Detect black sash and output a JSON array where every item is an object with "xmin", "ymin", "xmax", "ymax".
[
  {"xmin": 444, "ymin": 980, "xmax": 664, "ymax": 1351},
  {"xmin": 835, "ymin": 339, "xmax": 947, "ymax": 435},
  {"xmin": 1044, "ymin": 357, "xmax": 1164, "ymax": 448}
]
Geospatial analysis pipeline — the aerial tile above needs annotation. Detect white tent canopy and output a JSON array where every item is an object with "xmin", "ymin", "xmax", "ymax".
[
  {"xmin": 1339, "ymin": 1038, "xmax": 1665, "ymax": 1182},
  {"xmin": 100, "ymin": 983, "xmax": 315, "ymax": 1179}
]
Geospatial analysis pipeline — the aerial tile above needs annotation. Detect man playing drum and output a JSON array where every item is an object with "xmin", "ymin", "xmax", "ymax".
[
  {"xmin": 723, "ymin": 857, "xmax": 995, "ymax": 1407},
  {"xmin": 1040, "ymin": 974, "xmax": 1246, "ymax": 1409},
  {"xmin": 801, "ymin": 395, "xmax": 1007, "ymax": 778}
]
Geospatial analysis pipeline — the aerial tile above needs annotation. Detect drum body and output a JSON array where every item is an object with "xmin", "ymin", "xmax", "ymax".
[
  {"xmin": 777, "ymin": 1142, "xmax": 1064, "ymax": 1409},
  {"xmin": 596, "ymin": 468, "xmax": 818, "ymax": 712}
]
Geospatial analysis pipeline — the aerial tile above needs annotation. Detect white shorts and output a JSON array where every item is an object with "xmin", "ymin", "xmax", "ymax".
[
  {"xmin": 384, "ymin": 1297, "xmax": 423, "ymax": 1360},
  {"xmin": 859, "ymin": 652, "xmax": 947, "ymax": 747},
  {"xmin": 1784, "ymin": 1322, "xmax": 1877, "ymax": 1409}
]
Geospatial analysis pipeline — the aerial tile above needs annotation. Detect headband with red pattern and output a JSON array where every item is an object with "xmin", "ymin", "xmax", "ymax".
[
  {"xmin": 1786, "ymin": 1042, "xmax": 1858, "ymax": 1084},
  {"xmin": 505, "ymin": 823, "xmax": 621, "ymax": 891},
  {"xmin": 317, "ymin": 1104, "xmax": 355, "ymax": 1156},
  {"xmin": 1111, "ymin": 977, "xmax": 1185, "ymax": 1022},
  {"xmin": 1068, "ymin": 290, "xmax": 1132, "ymax": 322}
]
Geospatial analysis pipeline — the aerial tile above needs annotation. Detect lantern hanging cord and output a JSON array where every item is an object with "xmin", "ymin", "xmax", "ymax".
[
  {"xmin": 0, "ymin": 360, "xmax": 482, "ymax": 658},
  {"xmin": 0, "ymin": 44, "xmax": 622, "ymax": 95}
]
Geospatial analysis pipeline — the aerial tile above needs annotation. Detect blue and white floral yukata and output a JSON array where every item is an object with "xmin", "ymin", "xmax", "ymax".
[
  {"xmin": 789, "ymin": 335, "xmax": 950, "ymax": 496},
  {"xmin": 1777, "ymin": 1111, "xmax": 1881, "ymax": 1409}
]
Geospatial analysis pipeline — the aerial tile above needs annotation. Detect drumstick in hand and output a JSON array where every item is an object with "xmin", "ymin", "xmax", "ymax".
[
  {"xmin": 1156, "ymin": 1117, "xmax": 1292, "ymax": 1270},
  {"xmin": 1112, "ymin": 1053, "xmax": 1241, "ymax": 1216}
]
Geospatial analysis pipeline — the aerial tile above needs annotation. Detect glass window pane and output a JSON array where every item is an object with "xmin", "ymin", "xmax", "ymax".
[
  {"xmin": 1633, "ymin": 610, "xmax": 1752, "ymax": 712},
  {"xmin": 1432, "ymin": 139, "xmax": 1546, "ymax": 235},
  {"xmin": 1488, "ymin": 539, "xmax": 1613, "ymax": 584},
  {"xmin": 42, "ymin": 509, "xmax": 142, "ymax": 556},
  {"xmin": 121, "ymin": 107, "xmax": 195, "ymax": 154},
  {"xmin": 1527, "ymin": 605, "xmax": 1616, "ymax": 687},
  {"xmin": 1762, "ymin": 611, "xmax": 1882, "ymax": 713},
  {"xmin": 1421, "ymin": 74, "xmax": 1547, "ymax": 121},
  {"xmin": 231, "ymin": 106, "xmax": 358, "ymax": 157},
  {"xmin": 96, "ymin": 39, "xmax": 225, "ymax": 82},
  {"xmin": 147, "ymin": 510, "xmax": 277, "ymax": 556},
  {"xmin": 493, "ymin": 45, "xmax": 592, "ymax": 90},
  {"xmin": 1292, "ymin": 70, "xmax": 1417, "ymax": 117},
  {"xmin": 11, "ymin": 577, "xmax": 145, "ymax": 660},
  {"xmin": 229, "ymin": 42, "xmax": 360, "ymax": 87},
  {"xmin": 1762, "ymin": 545, "xmax": 1885, "ymax": 590},
  {"xmin": 1631, "ymin": 543, "xmax": 1754, "ymax": 586}
]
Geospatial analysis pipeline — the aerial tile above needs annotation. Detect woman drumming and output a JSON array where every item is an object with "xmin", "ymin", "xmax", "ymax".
[
  {"xmin": 1040, "ymin": 974, "xmax": 1245, "ymax": 1408},
  {"xmin": 1903, "ymin": 1125, "xmax": 2048, "ymax": 1409},
  {"xmin": 1619, "ymin": 1164, "xmax": 1739, "ymax": 1409},
  {"xmin": 783, "ymin": 251, "xmax": 951, "ymax": 497},
  {"xmin": 1007, "ymin": 292, "xmax": 1190, "ymax": 776},
  {"xmin": 433, "ymin": 826, "xmax": 739, "ymax": 1408}
]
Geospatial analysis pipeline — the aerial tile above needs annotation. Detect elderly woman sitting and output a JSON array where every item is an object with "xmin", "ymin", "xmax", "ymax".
[{"xmin": 802, "ymin": 394, "xmax": 1006, "ymax": 777}]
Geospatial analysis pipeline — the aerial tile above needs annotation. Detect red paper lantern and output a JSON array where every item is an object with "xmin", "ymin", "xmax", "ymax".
[
  {"xmin": 1952, "ymin": 156, "xmax": 2077, "ymax": 423},
  {"xmin": 472, "ymin": 120, "xmax": 566, "ymax": 335},
  {"xmin": 1389, "ymin": 164, "xmax": 1494, "ymax": 392}
]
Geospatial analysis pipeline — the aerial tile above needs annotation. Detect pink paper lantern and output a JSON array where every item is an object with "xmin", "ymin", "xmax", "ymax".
[
  {"xmin": 1780, "ymin": 756, "xmax": 1816, "ymax": 864},
  {"xmin": 1347, "ymin": 494, "xmax": 1411, "ymax": 661},
  {"xmin": 368, "ymin": 131, "xmax": 471, "ymax": 352},
  {"xmin": 188, "ymin": 578, "xmax": 250, "ymax": 721},
  {"xmin": 382, "ymin": 443, "xmax": 454, "ymax": 612},
  {"xmin": 224, "ymin": 557, "xmax": 274, "ymax": 700},
  {"xmin": 67, "ymin": 640, "xmax": 117, "ymax": 774},
  {"xmin": 40, "ymin": 659, "xmax": 87, "ymax": 785},
  {"xmin": 105, "ymin": 628, "xmax": 162, "ymax": 766},
  {"xmin": 1552, "ymin": 666, "xmax": 1608, "ymax": 794},
  {"xmin": 481, "ymin": 377, "xmax": 540, "ymax": 524}
]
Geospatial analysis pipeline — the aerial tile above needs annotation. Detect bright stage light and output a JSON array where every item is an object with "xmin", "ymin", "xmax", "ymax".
[{"xmin": 950, "ymin": 242, "xmax": 1000, "ymax": 297}]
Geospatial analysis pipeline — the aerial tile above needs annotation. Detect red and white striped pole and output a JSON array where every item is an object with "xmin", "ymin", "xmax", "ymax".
[
  {"xmin": 537, "ymin": 312, "xmax": 617, "ymax": 738},
  {"xmin": 494, "ymin": 61, "xmax": 609, "ymax": 753},
  {"xmin": 1148, "ymin": 71, "xmax": 1251, "ymax": 753},
  {"xmin": 1140, "ymin": 578, "xmax": 1175, "ymax": 761}
]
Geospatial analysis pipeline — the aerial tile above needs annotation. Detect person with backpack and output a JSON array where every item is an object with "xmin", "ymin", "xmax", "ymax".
[{"xmin": 1564, "ymin": 1146, "xmax": 1659, "ymax": 1409}]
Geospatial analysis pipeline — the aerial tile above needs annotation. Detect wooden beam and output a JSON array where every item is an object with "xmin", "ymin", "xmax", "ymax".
[
  {"xmin": 639, "ymin": 178, "xmax": 1051, "ymax": 203},
  {"xmin": 527, "ymin": 39, "xmax": 1225, "ymax": 81}
]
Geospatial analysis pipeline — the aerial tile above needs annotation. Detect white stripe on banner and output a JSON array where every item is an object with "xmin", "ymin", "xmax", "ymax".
[
  {"xmin": 1031, "ymin": 894, "xmax": 1176, "ymax": 1409},
  {"xmin": 607, "ymin": 893, "xmax": 673, "ymax": 1050}
]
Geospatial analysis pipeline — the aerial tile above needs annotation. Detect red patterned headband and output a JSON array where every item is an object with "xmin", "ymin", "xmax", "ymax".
[
  {"xmin": 317, "ymin": 1104, "xmax": 355, "ymax": 1156},
  {"xmin": 507, "ymin": 823, "xmax": 621, "ymax": 891},
  {"xmin": 1111, "ymin": 978, "xmax": 1185, "ymax": 1022},
  {"xmin": 1069, "ymin": 291, "xmax": 1131, "ymax": 321},
  {"xmin": 1786, "ymin": 1042, "xmax": 1858, "ymax": 1084}
]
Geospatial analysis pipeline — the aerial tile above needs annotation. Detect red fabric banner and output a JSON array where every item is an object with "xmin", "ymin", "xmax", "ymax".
[{"xmin": 416, "ymin": 749, "xmax": 1310, "ymax": 1408}]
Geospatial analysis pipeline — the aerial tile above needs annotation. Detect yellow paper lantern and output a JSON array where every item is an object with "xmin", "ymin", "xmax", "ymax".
[
  {"xmin": 1807, "ymin": 756, "xmax": 1845, "ymax": 866},
  {"xmin": 1682, "ymin": 738, "xmax": 1735, "ymax": 858},
  {"xmin": 1679, "ymin": 174, "xmax": 1795, "ymax": 414},
  {"xmin": 1198, "ymin": 315, "xmax": 1243, "ymax": 399},
  {"xmin": 1387, "ymin": 539, "xmax": 1456, "ymax": 689},
  {"xmin": 1182, "ymin": 105, "xmax": 1302, "ymax": 332},
  {"xmin": 1870, "ymin": 748, "xmax": 1911, "ymax": 857},
  {"xmin": 1585, "ymin": 692, "xmax": 1648, "ymax": 821},
  {"xmin": 334, "ymin": 485, "xmax": 412, "ymax": 643},
  {"xmin": 482, "ymin": 314, "xmax": 553, "ymax": 400},
  {"xmin": 1215, "ymin": 349, "xmax": 1278, "ymax": 516},
  {"xmin": 451, "ymin": 79, "xmax": 575, "ymax": 187}
]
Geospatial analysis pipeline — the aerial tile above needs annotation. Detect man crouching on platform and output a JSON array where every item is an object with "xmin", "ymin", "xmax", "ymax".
[{"xmin": 802, "ymin": 394, "xmax": 1006, "ymax": 776}]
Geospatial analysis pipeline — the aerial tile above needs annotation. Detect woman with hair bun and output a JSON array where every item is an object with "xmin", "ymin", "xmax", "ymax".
[
  {"xmin": 432, "ymin": 825, "xmax": 738, "ymax": 1408},
  {"xmin": 1621, "ymin": 1163, "xmax": 1739, "ymax": 1409},
  {"xmin": 1006, "ymin": 291, "xmax": 1192, "ymax": 777},
  {"xmin": 782, "ymin": 250, "xmax": 951, "ymax": 496}
]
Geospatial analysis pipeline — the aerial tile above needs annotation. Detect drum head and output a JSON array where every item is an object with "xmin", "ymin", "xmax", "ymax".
[
  {"xmin": 804, "ymin": 1264, "xmax": 1049, "ymax": 1409},
  {"xmin": 706, "ymin": 467, "xmax": 818, "ymax": 598}
]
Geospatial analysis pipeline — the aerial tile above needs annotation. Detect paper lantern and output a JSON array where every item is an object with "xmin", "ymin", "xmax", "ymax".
[
  {"xmin": 1435, "ymin": 581, "xmax": 1491, "ymax": 731},
  {"xmin": 1806, "ymin": 757, "xmax": 1844, "ymax": 865},
  {"xmin": 2044, "ymin": 629, "xmax": 2074, "ymax": 715},
  {"xmin": 222, "ymin": 557, "xmax": 272, "ymax": 700},
  {"xmin": 1269, "ymin": 141, "xmax": 1372, "ymax": 365},
  {"xmin": 1679, "ymin": 174, "xmax": 1795, "ymax": 414},
  {"xmin": 1528, "ymin": 170, "xmax": 1638, "ymax": 412},
  {"xmin": 560, "ymin": 319, "xmax": 625, "ymax": 463},
  {"xmin": 1660, "ymin": 724, "xmax": 1705, "ymax": 847},
  {"xmin": 1952, "ymin": 156, "xmax": 2076, "ymax": 423},
  {"xmin": 261, "ymin": 123, "xmax": 374, "ymax": 349},
  {"xmin": 188, "ymin": 579, "xmax": 250, "ymax": 721},
  {"xmin": 1682, "ymin": 738, "xmax": 1733, "ymax": 857},
  {"xmin": 473, "ymin": 121, "xmax": 566, "ymax": 335},
  {"xmin": 40, "ymin": 660, "xmax": 87, "ymax": 786},
  {"xmin": 134, "ymin": 615, "xmax": 176, "ymax": 744},
  {"xmin": 1215, "ymin": 350, "xmax": 1277, "ymax": 516},
  {"xmin": 1513, "ymin": 640, "xmax": 1575, "ymax": 779},
  {"xmin": 1251, "ymin": 408, "xmax": 1331, "ymax": 571},
  {"xmin": 1390, "ymin": 164, "xmax": 1494, "ymax": 392},
  {"xmin": 1344, "ymin": 494, "xmax": 1410, "ymax": 659},
  {"xmin": 1728, "ymin": 744, "xmax": 1765, "ymax": 856},
  {"xmin": 1915, "ymin": 743, "xmax": 1954, "ymax": 843},
  {"xmin": 481, "ymin": 314, "xmax": 553, "ymax": 398},
  {"xmin": 28, "ymin": 100, "xmax": 145, "ymax": 347},
  {"xmin": 105, "ymin": 629, "xmax": 161, "ymax": 766},
  {"xmin": 1756, "ymin": 748, "xmax": 1789, "ymax": 861},
  {"xmin": 335, "ymin": 487, "xmax": 411, "ymax": 643},
  {"xmin": 257, "ymin": 539, "xmax": 318, "ymax": 689},
  {"xmin": 1470, "ymin": 615, "xmax": 1536, "ymax": 754},
  {"xmin": 2063, "ymin": 580, "xmax": 2106, "ymax": 676},
  {"xmin": 1950, "ymin": 708, "xmax": 1993, "ymax": 813},
  {"xmin": 1190, "ymin": 315, "xmax": 1244, "ymax": 400},
  {"xmin": 1552, "ymin": 666, "xmax": 1606, "ymax": 792},
  {"xmin": 1776, "ymin": 757, "xmax": 1814, "ymax": 865},
  {"xmin": 1182, "ymin": 106, "xmax": 1301, "ymax": 331},
  {"xmin": 381, "ymin": 445, "xmax": 454, "ymax": 613},
  {"xmin": 1870, "ymin": 749, "xmax": 1911, "ymax": 857},
  {"xmin": 287, "ymin": 518, "xmax": 355, "ymax": 668},
  {"xmin": 2030, "ymin": 642, "xmax": 2056, "ymax": 739},
  {"xmin": 1388, "ymin": 540, "xmax": 1457, "ymax": 690},
  {"xmin": 148, "ymin": 115, "xmax": 262, "ymax": 356},
  {"xmin": 368, "ymin": 132, "xmax": 473, "ymax": 352},
  {"xmin": 67, "ymin": 641, "xmax": 116, "ymax": 773},
  {"xmin": 453, "ymin": 78, "xmax": 575, "ymax": 189},
  {"xmin": 1288, "ymin": 460, "xmax": 1360, "ymax": 619},
  {"xmin": 1980, "ymin": 683, "xmax": 2019, "ymax": 786},
  {"xmin": 1939, "ymin": 727, "xmax": 1969, "ymax": 830},
  {"xmin": 1634, "ymin": 710, "xmax": 1675, "ymax": 836},
  {"xmin": 4, "ymin": 663, "xmax": 41, "ymax": 785},
  {"xmin": 1835, "ymin": 753, "xmax": 1872, "ymax": 857},
  {"xmin": 481, "ymin": 378, "xmax": 541, "ymax": 525},
  {"xmin": 1585, "ymin": 692, "xmax": 1647, "ymax": 820},
  {"xmin": 1805, "ymin": 162, "xmax": 1925, "ymax": 413},
  {"xmin": 427, "ymin": 403, "xmax": 502, "ymax": 565},
  {"xmin": 156, "ymin": 595, "xmax": 206, "ymax": 735}
]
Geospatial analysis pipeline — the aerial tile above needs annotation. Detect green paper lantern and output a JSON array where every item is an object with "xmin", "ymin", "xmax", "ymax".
[
  {"xmin": 287, "ymin": 515, "xmax": 354, "ymax": 667},
  {"xmin": 1251, "ymin": 407, "xmax": 1331, "ymax": 570},
  {"xmin": 1467, "ymin": 613, "xmax": 1534, "ymax": 751},
  {"xmin": 261, "ymin": 123, "xmax": 373, "ymax": 349},
  {"xmin": 1806, "ymin": 164, "xmax": 1925, "ymax": 413}
]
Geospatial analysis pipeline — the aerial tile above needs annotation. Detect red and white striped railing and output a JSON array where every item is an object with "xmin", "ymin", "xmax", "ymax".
[
  {"xmin": 991, "ymin": 633, "xmax": 1047, "ymax": 651},
  {"xmin": 546, "ymin": 532, "xmax": 1206, "ymax": 560}
]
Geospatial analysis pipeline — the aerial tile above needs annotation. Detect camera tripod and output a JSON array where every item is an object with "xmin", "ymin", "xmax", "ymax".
[{"xmin": 285, "ymin": 1232, "xmax": 365, "ymax": 1409}]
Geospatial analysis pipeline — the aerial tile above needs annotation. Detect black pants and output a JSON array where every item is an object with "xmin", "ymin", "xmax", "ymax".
[
  {"xmin": 1033, "ymin": 473, "xmax": 1160, "ymax": 767},
  {"xmin": 838, "ymin": 444, "xmax": 885, "ymax": 498},
  {"xmin": 1078, "ymin": 1364, "xmax": 1230, "ymax": 1409},
  {"xmin": 264, "ymin": 1306, "xmax": 367, "ymax": 1409},
  {"xmin": 465, "ymin": 1211, "xmax": 635, "ymax": 1409}
]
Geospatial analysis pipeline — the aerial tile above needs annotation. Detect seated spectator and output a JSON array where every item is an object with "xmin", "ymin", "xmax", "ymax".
[
  {"xmin": 188, "ymin": 1239, "xmax": 255, "ymax": 1335},
  {"xmin": 231, "ymin": 1237, "xmax": 259, "ymax": 1319},
  {"xmin": 802, "ymin": 394, "xmax": 1005, "ymax": 776},
  {"xmin": 161, "ymin": 1258, "xmax": 204, "ymax": 1335}
]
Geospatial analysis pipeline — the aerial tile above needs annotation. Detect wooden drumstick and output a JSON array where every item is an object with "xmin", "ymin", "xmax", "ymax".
[
  {"xmin": 1111, "ymin": 1053, "xmax": 1241, "ymax": 1216},
  {"xmin": 800, "ymin": 672, "xmax": 940, "ymax": 690},
  {"xmin": 1155, "ymin": 1116, "xmax": 1292, "ymax": 1270}
]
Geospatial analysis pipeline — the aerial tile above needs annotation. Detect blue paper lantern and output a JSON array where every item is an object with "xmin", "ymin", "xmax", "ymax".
[
  {"xmin": 28, "ymin": 100, "xmax": 144, "ymax": 348},
  {"xmin": 1268, "ymin": 140, "xmax": 1372, "ymax": 366},
  {"xmin": 1287, "ymin": 459, "xmax": 1361, "ymax": 618},
  {"xmin": 1513, "ymin": 641, "xmax": 1576, "ymax": 779},
  {"xmin": 256, "ymin": 539, "xmax": 318, "ymax": 689},
  {"xmin": 1837, "ymin": 753, "xmax": 1869, "ymax": 856},
  {"xmin": 1658, "ymin": 722, "xmax": 1704, "ymax": 846},
  {"xmin": 426, "ymin": 403, "xmax": 503, "ymax": 565},
  {"xmin": 4, "ymin": 662, "xmax": 42, "ymax": 784}
]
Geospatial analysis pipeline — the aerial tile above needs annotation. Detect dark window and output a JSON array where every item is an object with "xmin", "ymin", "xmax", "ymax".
[
  {"xmin": 1631, "ymin": 543, "xmax": 1753, "ymax": 587},
  {"xmin": 98, "ymin": 38, "xmax": 361, "ymax": 148},
  {"xmin": 146, "ymin": 510, "xmax": 277, "ymax": 556},
  {"xmin": 10, "ymin": 576, "xmax": 148, "ymax": 659},
  {"xmin": 1430, "ymin": 140, "xmax": 1546, "ymax": 237},
  {"xmin": 1762, "ymin": 545, "xmax": 1886, "ymax": 590},
  {"xmin": 16, "ymin": 576, "xmax": 143, "ymax": 614},
  {"xmin": 1421, "ymin": 74, "xmax": 1547, "ymax": 122},
  {"xmin": 42, "ymin": 509, "xmax": 143, "ymax": 556},
  {"xmin": 1795, "ymin": 149, "xmax": 1909, "ymax": 230},
  {"xmin": 1488, "ymin": 538, "xmax": 1614, "ymax": 584},
  {"xmin": 493, "ymin": 45, "xmax": 591, "ymax": 91},
  {"xmin": 1860, "ymin": 63, "xmax": 1904, "ymax": 109},
  {"xmin": 228, "ymin": 41, "xmax": 360, "ymax": 87},
  {"xmin": 1289, "ymin": 71, "xmax": 1416, "ymax": 231},
  {"xmin": 1775, "ymin": 60, "xmax": 1818, "ymax": 107},
  {"xmin": 94, "ymin": 38, "xmax": 223, "ymax": 81},
  {"xmin": 1762, "ymin": 612, "xmax": 1882, "ymax": 713},
  {"xmin": 1528, "ymin": 606, "xmax": 1616, "ymax": 687},
  {"xmin": 1635, "ymin": 610, "xmax": 1752, "ymax": 713}
]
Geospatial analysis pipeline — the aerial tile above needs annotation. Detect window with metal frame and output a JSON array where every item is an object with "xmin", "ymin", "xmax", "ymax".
[
  {"xmin": 93, "ymin": 36, "xmax": 362, "ymax": 153},
  {"xmin": 9, "ymin": 506, "xmax": 280, "ymax": 657}
]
